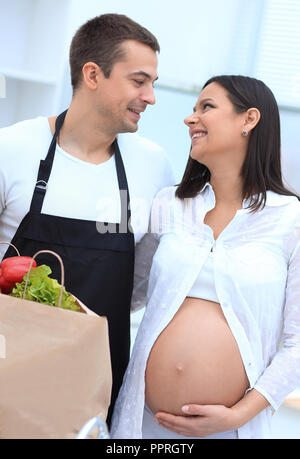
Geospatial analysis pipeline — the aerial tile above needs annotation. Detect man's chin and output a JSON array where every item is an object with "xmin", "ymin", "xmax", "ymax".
[
  {"xmin": 119, "ymin": 122, "xmax": 139, "ymax": 134},
  {"xmin": 129, "ymin": 124, "xmax": 138, "ymax": 133}
]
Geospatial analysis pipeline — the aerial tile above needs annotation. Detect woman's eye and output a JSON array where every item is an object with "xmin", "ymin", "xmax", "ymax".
[{"xmin": 203, "ymin": 103, "xmax": 214, "ymax": 110}]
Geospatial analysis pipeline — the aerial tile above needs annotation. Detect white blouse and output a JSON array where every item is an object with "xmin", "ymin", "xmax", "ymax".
[
  {"xmin": 187, "ymin": 251, "xmax": 219, "ymax": 302},
  {"xmin": 111, "ymin": 182, "xmax": 300, "ymax": 439}
]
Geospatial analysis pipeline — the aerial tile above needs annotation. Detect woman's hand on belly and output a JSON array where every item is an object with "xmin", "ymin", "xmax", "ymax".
[
  {"xmin": 154, "ymin": 404, "xmax": 239, "ymax": 437},
  {"xmin": 153, "ymin": 389, "xmax": 270, "ymax": 437}
]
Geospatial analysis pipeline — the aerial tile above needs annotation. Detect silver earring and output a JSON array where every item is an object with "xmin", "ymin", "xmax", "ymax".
[{"xmin": 242, "ymin": 130, "xmax": 248, "ymax": 137}]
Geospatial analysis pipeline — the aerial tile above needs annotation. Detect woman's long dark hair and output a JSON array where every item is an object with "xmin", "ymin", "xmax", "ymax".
[{"xmin": 176, "ymin": 75, "xmax": 299, "ymax": 211}]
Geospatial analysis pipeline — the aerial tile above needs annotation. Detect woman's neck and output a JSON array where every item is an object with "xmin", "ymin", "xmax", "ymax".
[{"xmin": 209, "ymin": 172, "xmax": 244, "ymax": 208}]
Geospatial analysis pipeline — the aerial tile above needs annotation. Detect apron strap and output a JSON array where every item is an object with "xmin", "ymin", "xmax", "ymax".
[
  {"xmin": 30, "ymin": 110, "xmax": 68, "ymax": 213},
  {"xmin": 29, "ymin": 112, "xmax": 132, "ymax": 229},
  {"xmin": 113, "ymin": 139, "xmax": 132, "ymax": 229}
]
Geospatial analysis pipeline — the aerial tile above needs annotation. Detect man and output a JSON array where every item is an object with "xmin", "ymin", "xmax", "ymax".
[{"xmin": 0, "ymin": 14, "xmax": 174, "ymax": 424}]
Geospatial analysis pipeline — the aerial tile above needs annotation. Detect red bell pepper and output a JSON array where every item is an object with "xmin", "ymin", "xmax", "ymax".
[{"xmin": 0, "ymin": 256, "xmax": 37, "ymax": 294}]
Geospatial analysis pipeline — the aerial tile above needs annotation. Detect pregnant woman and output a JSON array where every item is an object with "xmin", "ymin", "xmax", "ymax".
[{"xmin": 111, "ymin": 75, "xmax": 300, "ymax": 439}]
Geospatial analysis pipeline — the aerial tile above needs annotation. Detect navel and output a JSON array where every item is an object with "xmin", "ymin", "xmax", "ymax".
[{"xmin": 175, "ymin": 363, "xmax": 185, "ymax": 374}]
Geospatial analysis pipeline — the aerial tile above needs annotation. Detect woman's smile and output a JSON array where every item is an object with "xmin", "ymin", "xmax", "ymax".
[{"xmin": 190, "ymin": 129, "xmax": 208, "ymax": 144}]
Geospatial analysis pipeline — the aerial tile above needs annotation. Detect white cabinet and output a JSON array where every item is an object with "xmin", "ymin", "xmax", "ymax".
[{"xmin": 0, "ymin": 0, "xmax": 72, "ymax": 127}]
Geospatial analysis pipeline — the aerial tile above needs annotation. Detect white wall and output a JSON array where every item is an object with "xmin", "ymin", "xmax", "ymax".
[
  {"xmin": 0, "ymin": 0, "xmax": 72, "ymax": 124},
  {"xmin": 280, "ymin": 110, "xmax": 300, "ymax": 195},
  {"xmin": 66, "ymin": 0, "xmax": 260, "ymax": 90}
]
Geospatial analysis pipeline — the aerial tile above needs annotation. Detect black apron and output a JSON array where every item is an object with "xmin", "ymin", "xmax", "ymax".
[{"xmin": 2, "ymin": 111, "xmax": 135, "ymax": 425}]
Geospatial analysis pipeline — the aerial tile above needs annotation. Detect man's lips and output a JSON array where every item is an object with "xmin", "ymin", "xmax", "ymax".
[
  {"xmin": 128, "ymin": 108, "xmax": 141, "ymax": 120},
  {"xmin": 128, "ymin": 106, "xmax": 146, "ymax": 121}
]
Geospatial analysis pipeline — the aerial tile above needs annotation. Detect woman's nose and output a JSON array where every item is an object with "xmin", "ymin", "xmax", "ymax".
[{"xmin": 184, "ymin": 113, "xmax": 198, "ymax": 126}]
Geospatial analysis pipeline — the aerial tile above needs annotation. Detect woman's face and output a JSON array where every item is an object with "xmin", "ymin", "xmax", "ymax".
[{"xmin": 184, "ymin": 82, "xmax": 247, "ymax": 168}]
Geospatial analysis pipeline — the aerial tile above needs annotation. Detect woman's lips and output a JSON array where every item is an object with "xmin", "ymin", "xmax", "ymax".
[{"xmin": 191, "ymin": 131, "xmax": 208, "ymax": 144}]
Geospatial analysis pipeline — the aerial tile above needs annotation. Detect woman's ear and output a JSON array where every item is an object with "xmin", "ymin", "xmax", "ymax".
[{"xmin": 243, "ymin": 107, "xmax": 261, "ymax": 133}]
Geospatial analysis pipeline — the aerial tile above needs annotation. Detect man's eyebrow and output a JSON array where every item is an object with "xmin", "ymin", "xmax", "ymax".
[
  {"xmin": 193, "ymin": 98, "xmax": 215, "ymax": 112},
  {"xmin": 129, "ymin": 71, "xmax": 159, "ymax": 81}
]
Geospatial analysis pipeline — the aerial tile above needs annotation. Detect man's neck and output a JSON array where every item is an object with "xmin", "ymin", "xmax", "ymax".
[{"xmin": 48, "ymin": 102, "xmax": 116, "ymax": 165}]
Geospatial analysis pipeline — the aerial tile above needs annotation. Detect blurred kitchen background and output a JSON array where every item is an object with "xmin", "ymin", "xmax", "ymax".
[{"xmin": 0, "ymin": 0, "xmax": 299, "ymax": 438}]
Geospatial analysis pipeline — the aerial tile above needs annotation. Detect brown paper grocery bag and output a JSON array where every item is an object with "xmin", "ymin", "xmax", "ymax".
[{"xmin": 0, "ymin": 250, "xmax": 112, "ymax": 439}]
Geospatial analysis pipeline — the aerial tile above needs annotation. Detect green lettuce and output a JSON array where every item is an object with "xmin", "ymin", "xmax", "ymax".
[{"xmin": 10, "ymin": 264, "xmax": 81, "ymax": 312}]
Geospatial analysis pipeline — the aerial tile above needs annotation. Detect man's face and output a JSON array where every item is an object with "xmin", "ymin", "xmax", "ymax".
[{"xmin": 95, "ymin": 40, "xmax": 158, "ymax": 135}]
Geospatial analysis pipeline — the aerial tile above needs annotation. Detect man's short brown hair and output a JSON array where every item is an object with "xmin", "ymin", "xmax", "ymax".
[{"xmin": 69, "ymin": 14, "xmax": 160, "ymax": 92}]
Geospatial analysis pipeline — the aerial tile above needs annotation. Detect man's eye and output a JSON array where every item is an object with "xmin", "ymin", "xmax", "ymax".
[{"xmin": 134, "ymin": 80, "xmax": 144, "ymax": 86}]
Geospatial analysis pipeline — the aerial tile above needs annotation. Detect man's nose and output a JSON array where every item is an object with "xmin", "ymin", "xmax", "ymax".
[{"xmin": 143, "ymin": 85, "xmax": 156, "ymax": 105}]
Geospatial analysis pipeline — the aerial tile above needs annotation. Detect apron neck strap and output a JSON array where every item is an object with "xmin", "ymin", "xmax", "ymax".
[
  {"xmin": 30, "ymin": 110, "xmax": 68, "ymax": 213},
  {"xmin": 113, "ymin": 139, "xmax": 132, "ymax": 228},
  {"xmin": 30, "ymin": 111, "xmax": 132, "ymax": 228},
  {"xmin": 46, "ymin": 110, "xmax": 68, "ymax": 164}
]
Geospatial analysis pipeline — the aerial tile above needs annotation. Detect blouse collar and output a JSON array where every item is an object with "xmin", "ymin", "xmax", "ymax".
[{"xmin": 198, "ymin": 181, "xmax": 297, "ymax": 209}]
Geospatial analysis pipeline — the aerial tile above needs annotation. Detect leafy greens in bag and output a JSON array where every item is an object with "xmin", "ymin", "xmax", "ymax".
[{"xmin": 10, "ymin": 265, "xmax": 80, "ymax": 311}]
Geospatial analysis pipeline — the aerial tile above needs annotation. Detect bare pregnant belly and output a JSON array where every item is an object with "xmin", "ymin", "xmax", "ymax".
[{"xmin": 145, "ymin": 297, "xmax": 249, "ymax": 415}]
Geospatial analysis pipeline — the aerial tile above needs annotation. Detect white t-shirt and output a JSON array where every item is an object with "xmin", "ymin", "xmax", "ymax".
[{"xmin": 0, "ymin": 117, "xmax": 175, "ymax": 259}]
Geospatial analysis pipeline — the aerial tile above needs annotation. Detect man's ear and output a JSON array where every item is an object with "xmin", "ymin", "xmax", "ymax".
[{"xmin": 82, "ymin": 62, "xmax": 104, "ymax": 90}]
